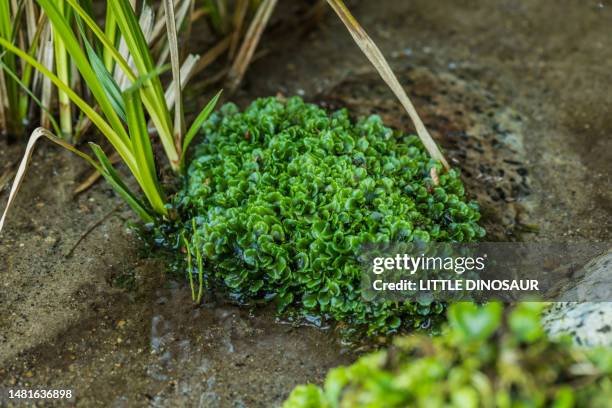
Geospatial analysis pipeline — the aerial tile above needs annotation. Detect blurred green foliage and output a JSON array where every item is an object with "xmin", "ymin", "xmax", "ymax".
[
  {"xmin": 176, "ymin": 96, "xmax": 484, "ymax": 332},
  {"xmin": 283, "ymin": 303, "xmax": 612, "ymax": 408}
]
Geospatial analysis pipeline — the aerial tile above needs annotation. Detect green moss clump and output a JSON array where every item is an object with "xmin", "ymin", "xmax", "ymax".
[
  {"xmin": 283, "ymin": 303, "xmax": 612, "ymax": 408},
  {"xmin": 176, "ymin": 96, "xmax": 484, "ymax": 332}
]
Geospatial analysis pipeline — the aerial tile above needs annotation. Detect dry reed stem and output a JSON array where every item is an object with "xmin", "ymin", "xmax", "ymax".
[
  {"xmin": 163, "ymin": 0, "xmax": 185, "ymax": 155},
  {"xmin": 326, "ymin": 0, "xmax": 449, "ymax": 170},
  {"xmin": 229, "ymin": 0, "xmax": 249, "ymax": 60},
  {"xmin": 0, "ymin": 128, "xmax": 77, "ymax": 234},
  {"xmin": 192, "ymin": 35, "xmax": 231, "ymax": 76},
  {"xmin": 24, "ymin": 0, "xmax": 38, "ymax": 42},
  {"xmin": 39, "ymin": 25, "xmax": 54, "ymax": 130},
  {"xmin": 164, "ymin": 53, "xmax": 199, "ymax": 109},
  {"xmin": 226, "ymin": 0, "xmax": 277, "ymax": 92},
  {"xmin": 190, "ymin": 7, "xmax": 209, "ymax": 23}
]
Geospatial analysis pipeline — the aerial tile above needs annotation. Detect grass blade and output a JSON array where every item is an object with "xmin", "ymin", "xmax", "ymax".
[
  {"xmin": 88, "ymin": 143, "xmax": 154, "ymax": 223},
  {"xmin": 123, "ymin": 85, "xmax": 167, "ymax": 216},
  {"xmin": 180, "ymin": 89, "xmax": 221, "ymax": 167},
  {"xmin": 62, "ymin": 0, "xmax": 134, "ymax": 81},
  {"xmin": 24, "ymin": 0, "xmax": 38, "ymax": 43},
  {"xmin": 64, "ymin": 0, "xmax": 182, "ymax": 170},
  {"xmin": 326, "ymin": 0, "xmax": 449, "ymax": 170},
  {"xmin": 164, "ymin": 53, "xmax": 199, "ymax": 109},
  {"xmin": 0, "ymin": 36, "xmax": 134, "ymax": 158},
  {"xmin": 51, "ymin": 0, "xmax": 73, "ymax": 139},
  {"xmin": 110, "ymin": 0, "xmax": 177, "ymax": 168},
  {"xmin": 152, "ymin": 0, "xmax": 193, "ymax": 65},
  {"xmin": 39, "ymin": 25, "xmax": 55, "ymax": 129},
  {"xmin": 103, "ymin": 3, "xmax": 117, "ymax": 71},
  {"xmin": 182, "ymin": 233, "xmax": 196, "ymax": 301},
  {"xmin": 0, "ymin": 0, "xmax": 23, "ymax": 135},
  {"xmin": 18, "ymin": 12, "xmax": 47, "ymax": 120},
  {"xmin": 63, "ymin": 0, "xmax": 174, "ymax": 164},
  {"xmin": 194, "ymin": 219, "xmax": 204, "ymax": 304},
  {"xmin": 36, "ymin": 0, "xmax": 130, "ymax": 145},
  {"xmin": 162, "ymin": 0, "xmax": 185, "ymax": 156},
  {"xmin": 227, "ymin": 0, "xmax": 277, "ymax": 91},
  {"xmin": 75, "ymin": 15, "xmax": 127, "ymax": 122},
  {"xmin": 0, "ymin": 127, "xmax": 116, "ymax": 235},
  {"xmin": 0, "ymin": 54, "xmax": 61, "ymax": 134},
  {"xmin": 0, "ymin": 66, "xmax": 6, "ymax": 132}
]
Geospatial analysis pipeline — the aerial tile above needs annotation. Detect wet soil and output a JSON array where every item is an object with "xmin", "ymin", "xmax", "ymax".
[{"xmin": 1, "ymin": 0, "xmax": 611, "ymax": 407}]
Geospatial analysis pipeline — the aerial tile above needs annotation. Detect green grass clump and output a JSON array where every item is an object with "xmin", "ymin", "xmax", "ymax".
[
  {"xmin": 283, "ymin": 303, "xmax": 612, "ymax": 408},
  {"xmin": 177, "ymin": 96, "xmax": 484, "ymax": 332}
]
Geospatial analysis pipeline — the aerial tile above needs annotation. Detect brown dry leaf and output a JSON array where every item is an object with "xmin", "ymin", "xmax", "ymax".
[
  {"xmin": 326, "ymin": 0, "xmax": 449, "ymax": 170},
  {"xmin": 229, "ymin": 0, "xmax": 250, "ymax": 60},
  {"xmin": 193, "ymin": 35, "xmax": 232, "ymax": 77},
  {"xmin": 226, "ymin": 0, "xmax": 278, "ymax": 91},
  {"xmin": 0, "ymin": 128, "xmax": 98, "ymax": 235}
]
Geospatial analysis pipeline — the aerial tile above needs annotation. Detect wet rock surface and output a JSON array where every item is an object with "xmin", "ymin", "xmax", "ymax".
[
  {"xmin": 1, "ymin": 276, "xmax": 351, "ymax": 407},
  {"xmin": 543, "ymin": 250, "xmax": 612, "ymax": 347},
  {"xmin": 543, "ymin": 302, "xmax": 612, "ymax": 347},
  {"xmin": 319, "ymin": 66, "xmax": 531, "ymax": 240},
  {"xmin": 1, "ymin": 0, "xmax": 611, "ymax": 406}
]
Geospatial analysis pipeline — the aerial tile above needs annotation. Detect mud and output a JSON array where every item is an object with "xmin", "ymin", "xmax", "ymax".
[{"xmin": 1, "ymin": 0, "xmax": 611, "ymax": 407}]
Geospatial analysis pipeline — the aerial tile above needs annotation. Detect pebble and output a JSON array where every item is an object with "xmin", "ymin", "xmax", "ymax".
[
  {"xmin": 44, "ymin": 236, "xmax": 57, "ymax": 245},
  {"xmin": 542, "ymin": 250, "xmax": 612, "ymax": 347},
  {"xmin": 542, "ymin": 302, "xmax": 612, "ymax": 347}
]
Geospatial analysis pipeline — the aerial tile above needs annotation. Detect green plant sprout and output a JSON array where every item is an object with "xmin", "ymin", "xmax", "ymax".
[
  {"xmin": 283, "ymin": 303, "xmax": 612, "ymax": 408},
  {"xmin": 52, "ymin": 0, "xmax": 72, "ymax": 139},
  {"xmin": 182, "ymin": 218, "xmax": 205, "ymax": 303},
  {"xmin": 0, "ymin": 0, "xmax": 32, "ymax": 138},
  {"xmin": 0, "ymin": 0, "xmax": 221, "ymax": 231},
  {"xmin": 2, "ymin": 0, "xmax": 459, "ymax": 318},
  {"xmin": 181, "ymin": 220, "xmax": 204, "ymax": 304},
  {"xmin": 0, "ymin": 0, "xmax": 198, "ymax": 143},
  {"xmin": 173, "ymin": 97, "xmax": 483, "ymax": 332}
]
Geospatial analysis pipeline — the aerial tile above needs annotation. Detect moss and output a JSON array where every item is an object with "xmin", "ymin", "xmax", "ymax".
[
  {"xmin": 283, "ymin": 303, "xmax": 612, "ymax": 408},
  {"xmin": 174, "ymin": 96, "xmax": 484, "ymax": 333}
]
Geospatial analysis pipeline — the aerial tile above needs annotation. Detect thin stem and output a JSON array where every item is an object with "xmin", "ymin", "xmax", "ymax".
[
  {"xmin": 196, "ymin": 240, "xmax": 204, "ymax": 304},
  {"xmin": 227, "ymin": 0, "xmax": 277, "ymax": 91},
  {"xmin": 0, "ymin": 0, "xmax": 23, "ymax": 136},
  {"xmin": 192, "ymin": 218, "xmax": 204, "ymax": 304},
  {"xmin": 182, "ymin": 233, "xmax": 196, "ymax": 301},
  {"xmin": 162, "ymin": 0, "xmax": 185, "ymax": 156},
  {"xmin": 326, "ymin": 0, "xmax": 449, "ymax": 170},
  {"xmin": 52, "ymin": 0, "xmax": 73, "ymax": 140},
  {"xmin": 103, "ymin": 4, "xmax": 117, "ymax": 71}
]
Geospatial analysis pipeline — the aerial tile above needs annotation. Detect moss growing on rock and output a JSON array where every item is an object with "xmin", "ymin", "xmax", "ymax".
[
  {"xmin": 283, "ymin": 303, "xmax": 612, "ymax": 408},
  {"xmin": 176, "ymin": 97, "xmax": 484, "ymax": 332}
]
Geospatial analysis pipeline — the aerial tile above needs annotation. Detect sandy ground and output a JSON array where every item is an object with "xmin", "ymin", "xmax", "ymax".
[{"xmin": 0, "ymin": 0, "xmax": 610, "ymax": 406}]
